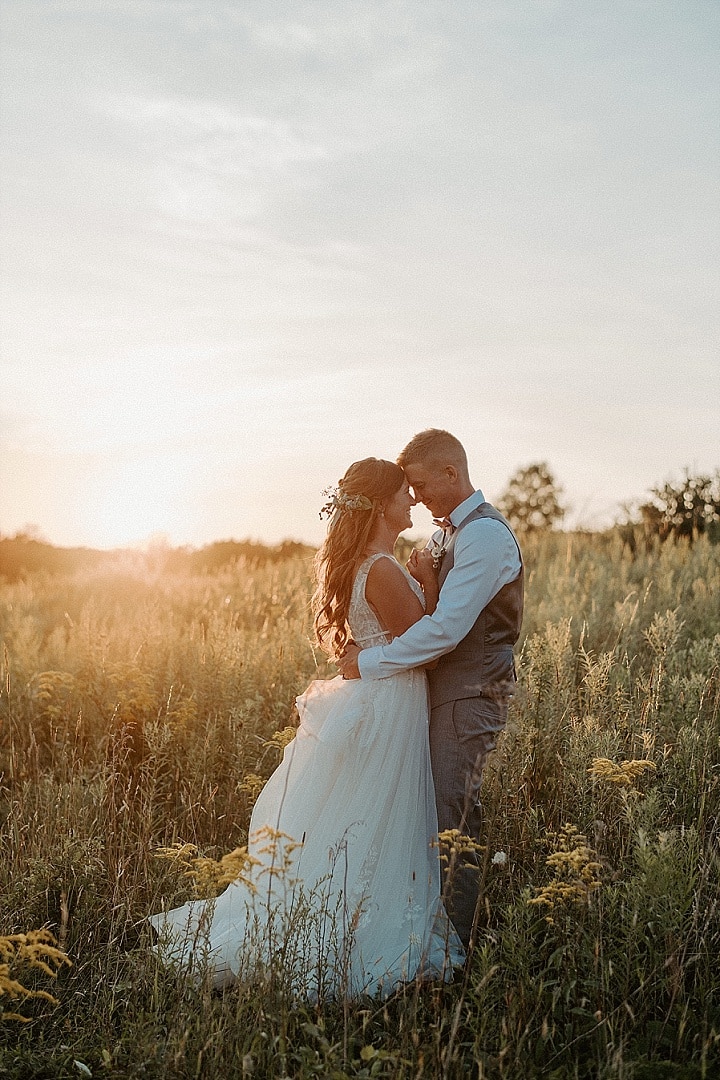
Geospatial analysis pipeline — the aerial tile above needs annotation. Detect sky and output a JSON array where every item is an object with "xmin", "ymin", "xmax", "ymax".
[{"xmin": 1, "ymin": 0, "xmax": 718, "ymax": 549}]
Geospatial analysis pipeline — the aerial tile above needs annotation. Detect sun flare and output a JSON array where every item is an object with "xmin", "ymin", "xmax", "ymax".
[{"xmin": 87, "ymin": 454, "xmax": 193, "ymax": 549}]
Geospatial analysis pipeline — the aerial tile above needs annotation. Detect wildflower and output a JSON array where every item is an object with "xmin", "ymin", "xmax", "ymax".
[
  {"xmin": 491, "ymin": 850, "xmax": 507, "ymax": 866},
  {"xmin": 252, "ymin": 825, "xmax": 303, "ymax": 853},
  {"xmin": 432, "ymin": 829, "xmax": 485, "ymax": 863},
  {"xmin": 239, "ymin": 773, "xmax": 265, "ymax": 801},
  {"xmin": 0, "ymin": 929, "xmax": 71, "ymax": 1022},
  {"xmin": 154, "ymin": 842, "xmax": 260, "ymax": 898},
  {"xmin": 588, "ymin": 757, "xmax": 656, "ymax": 787},
  {"xmin": 528, "ymin": 824, "xmax": 602, "ymax": 924},
  {"xmin": 154, "ymin": 841, "xmax": 199, "ymax": 865},
  {"xmin": 190, "ymin": 848, "xmax": 260, "ymax": 897},
  {"xmin": 266, "ymin": 726, "xmax": 296, "ymax": 751}
]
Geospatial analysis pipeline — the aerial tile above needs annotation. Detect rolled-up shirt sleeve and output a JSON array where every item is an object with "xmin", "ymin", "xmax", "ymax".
[{"xmin": 357, "ymin": 518, "xmax": 521, "ymax": 680}]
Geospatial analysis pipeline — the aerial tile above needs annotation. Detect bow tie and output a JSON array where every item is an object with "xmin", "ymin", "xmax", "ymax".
[{"xmin": 433, "ymin": 517, "xmax": 455, "ymax": 532}]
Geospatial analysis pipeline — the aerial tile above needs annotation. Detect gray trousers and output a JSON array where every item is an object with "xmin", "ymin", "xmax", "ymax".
[{"xmin": 429, "ymin": 695, "xmax": 508, "ymax": 948}]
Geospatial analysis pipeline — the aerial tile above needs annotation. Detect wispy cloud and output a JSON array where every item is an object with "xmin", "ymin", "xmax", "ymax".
[
  {"xmin": 2, "ymin": 0, "xmax": 718, "ymax": 546},
  {"xmin": 101, "ymin": 95, "xmax": 330, "ymax": 163},
  {"xmin": 94, "ymin": 94, "xmax": 331, "ymax": 222}
]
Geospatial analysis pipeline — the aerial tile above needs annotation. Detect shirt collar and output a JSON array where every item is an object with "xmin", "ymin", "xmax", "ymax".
[{"xmin": 448, "ymin": 489, "xmax": 485, "ymax": 529}]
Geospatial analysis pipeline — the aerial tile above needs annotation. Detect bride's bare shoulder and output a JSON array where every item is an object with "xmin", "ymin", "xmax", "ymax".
[
  {"xmin": 364, "ymin": 552, "xmax": 403, "ymax": 580},
  {"xmin": 364, "ymin": 554, "xmax": 417, "ymax": 600},
  {"xmin": 364, "ymin": 553, "xmax": 425, "ymax": 635}
]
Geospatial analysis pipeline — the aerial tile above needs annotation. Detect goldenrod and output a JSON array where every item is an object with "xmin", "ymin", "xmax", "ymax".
[
  {"xmin": 588, "ymin": 757, "xmax": 656, "ymax": 787},
  {"xmin": 528, "ymin": 825, "xmax": 602, "ymax": 923},
  {"xmin": 155, "ymin": 842, "xmax": 261, "ymax": 898},
  {"xmin": 0, "ymin": 929, "xmax": 71, "ymax": 1022}
]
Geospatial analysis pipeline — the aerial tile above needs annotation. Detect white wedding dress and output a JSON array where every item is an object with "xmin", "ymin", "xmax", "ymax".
[{"xmin": 150, "ymin": 553, "xmax": 464, "ymax": 999}]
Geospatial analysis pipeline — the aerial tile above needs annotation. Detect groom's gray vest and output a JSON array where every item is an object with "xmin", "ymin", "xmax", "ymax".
[{"xmin": 428, "ymin": 502, "xmax": 524, "ymax": 710}]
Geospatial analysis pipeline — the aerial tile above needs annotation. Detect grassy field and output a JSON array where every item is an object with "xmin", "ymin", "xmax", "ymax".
[{"xmin": 1, "ymin": 532, "xmax": 719, "ymax": 1078}]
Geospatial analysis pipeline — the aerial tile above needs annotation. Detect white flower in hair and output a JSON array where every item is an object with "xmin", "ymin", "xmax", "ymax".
[{"xmin": 319, "ymin": 486, "xmax": 373, "ymax": 520}]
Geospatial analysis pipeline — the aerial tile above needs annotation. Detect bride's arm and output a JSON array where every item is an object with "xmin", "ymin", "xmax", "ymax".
[{"xmin": 364, "ymin": 557, "xmax": 427, "ymax": 638}]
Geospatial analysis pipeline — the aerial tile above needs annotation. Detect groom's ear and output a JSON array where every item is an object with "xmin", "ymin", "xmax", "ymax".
[{"xmin": 445, "ymin": 465, "xmax": 459, "ymax": 484}]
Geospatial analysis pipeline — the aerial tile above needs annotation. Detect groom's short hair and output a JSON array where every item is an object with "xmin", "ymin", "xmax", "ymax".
[{"xmin": 398, "ymin": 429, "xmax": 468, "ymax": 473}]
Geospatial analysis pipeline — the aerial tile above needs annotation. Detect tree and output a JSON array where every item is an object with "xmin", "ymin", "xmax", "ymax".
[
  {"xmin": 497, "ymin": 462, "xmax": 566, "ymax": 532},
  {"xmin": 636, "ymin": 469, "xmax": 720, "ymax": 542}
]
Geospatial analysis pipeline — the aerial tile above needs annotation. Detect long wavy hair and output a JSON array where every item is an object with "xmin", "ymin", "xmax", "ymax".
[{"xmin": 312, "ymin": 458, "xmax": 405, "ymax": 657}]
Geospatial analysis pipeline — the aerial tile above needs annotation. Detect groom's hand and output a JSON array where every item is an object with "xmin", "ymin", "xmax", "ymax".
[{"xmin": 337, "ymin": 642, "xmax": 362, "ymax": 680}]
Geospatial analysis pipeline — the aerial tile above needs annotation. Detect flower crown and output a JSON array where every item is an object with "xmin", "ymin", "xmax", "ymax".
[{"xmin": 319, "ymin": 486, "xmax": 374, "ymax": 520}]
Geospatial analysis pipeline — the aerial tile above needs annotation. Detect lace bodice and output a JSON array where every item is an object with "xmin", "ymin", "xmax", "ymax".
[{"xmin": 348, "ymin": 553, "xmax": 425, "ymax": 648}]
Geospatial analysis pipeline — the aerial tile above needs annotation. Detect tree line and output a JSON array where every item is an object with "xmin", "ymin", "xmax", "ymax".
[
  {"xmin": 0, "ymin": 536, "xmax": 315, "ymax": 583},
  {"xmin": 1, "ymin": 465, "xmax": 718, "ymax": 580},
  {"xmin": 497, "ymin": 462, "xmax": 720, "ymax": 544}
]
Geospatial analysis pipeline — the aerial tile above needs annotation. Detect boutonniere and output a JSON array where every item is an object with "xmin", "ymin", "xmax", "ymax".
[
  {"xmin": 429, "ymin": 518, "xmax": 454, "ymax": 569},
  {"xmin": 429, "ymin": 535, "xmax": 448, "ymax": 570}
]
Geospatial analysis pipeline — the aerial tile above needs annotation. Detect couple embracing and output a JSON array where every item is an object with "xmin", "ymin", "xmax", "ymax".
[{"xmin": 151, "ymin": 429, "xmax": 524, "ymax": 999}]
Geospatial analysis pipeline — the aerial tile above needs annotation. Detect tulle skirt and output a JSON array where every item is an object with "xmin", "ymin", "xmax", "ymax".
[{"xmin": 150, "ymin": 670, "xmax": 464, "ymax": 999}]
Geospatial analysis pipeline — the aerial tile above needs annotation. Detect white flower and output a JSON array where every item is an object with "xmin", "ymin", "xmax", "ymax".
[
  {"xmin": 429, "ymin": 537, "xmax": 447, "ymax": 569},
  {"xmin": 491, "ymin": 850, "xmax": 507, "ymax": 866},
  {"xmin": 319, "ymin": 486, "xmax": 373, "ymax": 520}
]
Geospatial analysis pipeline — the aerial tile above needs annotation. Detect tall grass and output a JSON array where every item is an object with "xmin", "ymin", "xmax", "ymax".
[{"xmin": 1, "ymin": 534, "xmax": 719, "ymax": 1078}]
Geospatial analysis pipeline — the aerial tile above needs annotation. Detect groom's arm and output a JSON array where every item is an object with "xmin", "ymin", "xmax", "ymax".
[{"xmin": 349, "ymin": 519, "xmax": 520, "ymax": 680}]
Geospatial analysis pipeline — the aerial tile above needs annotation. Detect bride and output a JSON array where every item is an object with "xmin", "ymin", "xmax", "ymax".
[{"xmin": 150, "ymin": 457, "xmax": 464, "ymax": 999}]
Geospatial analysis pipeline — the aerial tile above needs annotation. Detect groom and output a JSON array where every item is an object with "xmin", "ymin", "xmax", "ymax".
[{"xmin": 338, "ymin": 429, "xmax": 524, "ymax": 947}]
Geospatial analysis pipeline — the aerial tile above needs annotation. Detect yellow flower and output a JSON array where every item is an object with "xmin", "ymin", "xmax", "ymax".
[
  {"xmin": 266, "ymin": 726, "xmax": 296, "ymax": 751},
  {"xmin": 433, "ymin": 829, "xmax": 486, "ymax": 863},
  {"xmin": 528, "ymin": 825, "xmax": 602, "ymax": 922},
  {"xmin": 588, "ymin": 757, "xmax": 656, "ymax": 787},
  {"xmin": 154, "ymin": 842, "xmax": 260, "ymax": 898},
  {"xmin": 189, "ymin": 847, "xmax": 261, "ymax": 897},
  {"xmin": 239, "ymin": 773, "xmax": 265, "ymax": 801},
  {"xmin": 0, "ymin": 930, "xmax": 71, "ymax": 1022}
]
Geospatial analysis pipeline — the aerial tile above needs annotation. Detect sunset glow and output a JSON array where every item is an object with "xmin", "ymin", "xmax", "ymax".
[{"xmin": 2, "ymin": 1, "xmax": 718, "ymax": 549}]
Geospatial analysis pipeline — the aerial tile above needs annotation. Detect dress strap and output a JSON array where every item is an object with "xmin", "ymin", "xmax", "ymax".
[{"xmin": 360, "ymin": 551, "xmax": 394, "ymax": 570}]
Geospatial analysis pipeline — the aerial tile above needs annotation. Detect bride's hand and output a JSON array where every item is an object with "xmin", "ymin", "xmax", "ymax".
[{"xmin": 406, "ymin": 548, "xmax": 438, "ymax": 586}]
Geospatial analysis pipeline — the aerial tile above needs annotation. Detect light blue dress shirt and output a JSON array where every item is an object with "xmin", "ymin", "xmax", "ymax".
[{"xmin": 357, "ymin": 489, "xmax": 522, "ymax": 681}]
